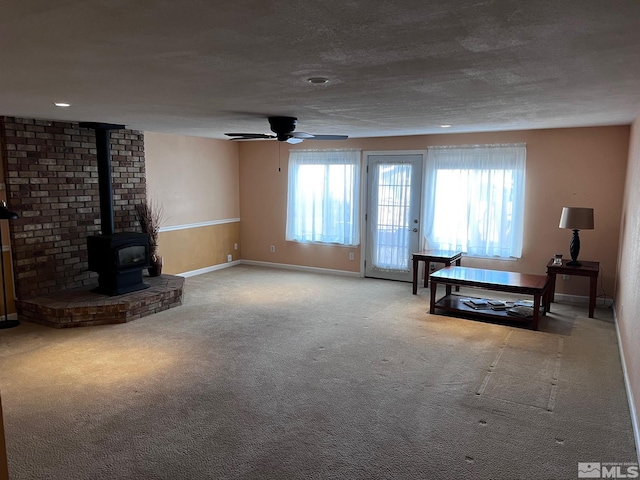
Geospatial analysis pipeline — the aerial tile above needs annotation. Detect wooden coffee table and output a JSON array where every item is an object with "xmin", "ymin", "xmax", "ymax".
[{"xmin": 429, "ymin": 266, "xmax": 551, "ymax": 330}]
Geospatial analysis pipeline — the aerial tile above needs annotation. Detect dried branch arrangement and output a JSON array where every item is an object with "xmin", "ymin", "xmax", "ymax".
[{"xmin": 135, "ymin": 200, "xmax": 164, "ymax": 256}]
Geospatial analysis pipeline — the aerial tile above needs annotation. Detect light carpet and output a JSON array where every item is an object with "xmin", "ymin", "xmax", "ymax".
[{"xmin": 0, "ymin": 265, "xmax": 636, "ymax": 479}]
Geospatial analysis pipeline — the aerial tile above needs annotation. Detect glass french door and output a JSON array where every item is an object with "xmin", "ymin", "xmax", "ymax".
[{"xmin": 365, "ymin": 153, "xmax": 423, "ymax": 282}]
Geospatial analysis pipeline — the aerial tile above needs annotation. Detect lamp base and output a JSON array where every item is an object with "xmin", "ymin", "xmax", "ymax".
[
  {"xmin": 566, "ymin": 260, "xmax": 582, "ymax": 267},
  {"xmin": 569, "ymin": 229, "xmax": 581, "ymax": 266},
  {"xmin": 0, "ymin": 319, "xmax": 20, "ymax": 329}
]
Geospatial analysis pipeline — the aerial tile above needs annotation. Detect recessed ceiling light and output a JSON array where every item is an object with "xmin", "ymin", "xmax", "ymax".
[
  {"xmin": 54, "ymin": 102, "xmax": 71, "ymax": 107},
  {"xmin": 307, "ymin": 77, "xmax": 329, "ymax": 84},
  {"xmin": 440, "ymin": 124, "xmax": 452, "ymax": 128}
]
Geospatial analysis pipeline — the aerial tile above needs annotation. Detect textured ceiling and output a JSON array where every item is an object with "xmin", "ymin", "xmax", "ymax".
[{"xmin": 1, "ymin": 0, "xmax": 640, "ymax": 139}]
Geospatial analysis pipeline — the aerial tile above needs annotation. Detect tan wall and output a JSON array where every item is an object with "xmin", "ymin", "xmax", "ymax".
[
  {"xmin": 616, "ymin": 116, "xmax": 640, "ymax": 442},
  {"xmin": 0, "ymin": 250, "xmax": 16, "ymax": 315},
  {"xmin": 159, "ymin": 222, "xmax": 240, "ymax": 274},
  {"xmin": 0, "ymin": 144, "xmax": 16, "ymax": 315},
  {"xmin": 0, "ymin": 197, "xmax": 16, "ymax": 314},
  {"xmin": 145, "ymin": 132, "xmax": 240, "ymax": 274},
  {"xmin": 0, "ymin": 392, "xmax": 8, "ymax": 480},
  {"xmin": 145, "ymin": 132, "xmax": 240, "ymax": 226},
  {"xmin": 239, "ymin": 126, "xmax": 629, "ymax": 296}
]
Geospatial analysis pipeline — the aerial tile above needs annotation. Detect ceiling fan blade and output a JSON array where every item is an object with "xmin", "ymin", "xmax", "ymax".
[
  {"xmin": 286, "ymin": 137, "xmax": 304, "ymax": 144},
  {"xmin": 307, "ymin": 134, "xmax": 349, "ymax": 140},
  {"xmin": 289, "ymin": 132, "xmax": 314, "ymax": 139},
  {"xmin": 225, "ymin": 133, "xmax": 275, "ymax": 139}
]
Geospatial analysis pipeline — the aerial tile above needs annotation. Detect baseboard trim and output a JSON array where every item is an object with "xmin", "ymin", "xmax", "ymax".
[
  {"xmin": 554, "ymin": 292, "xmax": 614, "ymax": 308},
  {"xmin": 240, "ymin": 259, "xmax": 362, "ymax": 277},
  {"xmin": 177, "ymin": 260, "xmax": 241, "ymax": 278},
  {"xmin": 177, "ymin": 259, "xmax": 362, "ymax": 279},
  {"xmin": 613, "ymin": 305, "xmax": 640, "ymax": 464}
]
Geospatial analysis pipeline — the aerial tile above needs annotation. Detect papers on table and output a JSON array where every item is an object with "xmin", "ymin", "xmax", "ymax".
[{"xmin": 461, "ymin": 298, "xmax": 534, "ymax": 313}]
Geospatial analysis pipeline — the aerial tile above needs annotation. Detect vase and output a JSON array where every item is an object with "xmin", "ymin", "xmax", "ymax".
[{"xmin": 148, "ymin": 253, "xmax": 163, "ymax": 277}]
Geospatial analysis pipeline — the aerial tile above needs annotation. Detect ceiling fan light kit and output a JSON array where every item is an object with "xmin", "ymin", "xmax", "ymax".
[{"xmin": 225, "ymin": 116, "xmax": 348, "ymax": 144}]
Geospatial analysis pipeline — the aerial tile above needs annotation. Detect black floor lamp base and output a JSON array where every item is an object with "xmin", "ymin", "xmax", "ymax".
[{"xmin": 0, "ymin": 319, "xmax": 20, "ymax": 329}]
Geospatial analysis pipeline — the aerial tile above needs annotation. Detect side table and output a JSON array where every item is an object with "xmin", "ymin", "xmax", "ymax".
[
  {"xmin": 545, "ymin": 259, "xmax": 599, "ymax": 318},
  {"xmin": 412, "ymin": 249, "xmax": 463, "ymax": 295}
]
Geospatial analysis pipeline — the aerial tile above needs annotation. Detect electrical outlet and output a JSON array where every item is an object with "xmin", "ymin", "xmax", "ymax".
[
  {"xmin": 349, "ymin": 252, "xmax": 355, "ymax": 261},
  {"xmin": 563, "ymin": 275, "xmax": 570, "ymax": 280},
  {"xmin": 270, "ymin": 245, "xmax": 276, "ymax": 253},
  {"xmin": 429, "ymin": 262, "xmax": 436, "ymax": 273},
  {"xmin": 227, "ymin": 254, "xmax": 233, "ymax": 262},
  {"xmin": 234, "ymin": 243, "xmax": 238, "ymax": 250}
]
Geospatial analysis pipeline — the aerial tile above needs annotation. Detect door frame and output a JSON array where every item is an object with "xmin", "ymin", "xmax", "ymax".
[{"xmin": 360, "ymin": 150, "xmax": 427, "ymax": 278}]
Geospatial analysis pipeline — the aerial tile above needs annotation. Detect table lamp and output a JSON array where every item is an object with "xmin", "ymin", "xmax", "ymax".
[
  {"xmin": 559, "ymin": 207, "xmax": 594, "ymax": 267},
  {"xmin": 0, "ymin": 201, "xmax": 19, "ymax": 329}
]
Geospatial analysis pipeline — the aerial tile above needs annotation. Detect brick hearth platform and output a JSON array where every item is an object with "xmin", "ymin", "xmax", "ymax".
[{"xmin": 17, "ymin": 274, "xmax": 185, "ymax": 328}]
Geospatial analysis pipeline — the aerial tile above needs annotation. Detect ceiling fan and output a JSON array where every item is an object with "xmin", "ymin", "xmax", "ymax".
[{"xmin": 225, "ymin": 116, "xmax": 348, "ymax": 144}]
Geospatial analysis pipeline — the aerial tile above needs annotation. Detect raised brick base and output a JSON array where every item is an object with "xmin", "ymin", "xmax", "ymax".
[{"xmin": 17, "ymin": 274, "xmax": 184, "ymax": 328}]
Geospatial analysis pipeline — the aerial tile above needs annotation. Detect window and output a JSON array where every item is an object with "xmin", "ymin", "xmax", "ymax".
[
  {"xmin": 423, "ymin": 144, "xmax": 526, "ymax": 258},
  {"xmin": 286, "ymin": 149, "xmax": 361, "ymax": 245}
]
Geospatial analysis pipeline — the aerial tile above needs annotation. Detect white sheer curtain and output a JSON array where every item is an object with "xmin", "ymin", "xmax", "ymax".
[
  {"xmin": 286, "ymin": 149, "xmax": 361, "ymax": 245},
  {"xmin": 423, "ymin": 144, "xmax": 526, "ymax": 258},
  {"xmin": 368, "ymin": 161, "xmax": 413, "ymax": 271}
]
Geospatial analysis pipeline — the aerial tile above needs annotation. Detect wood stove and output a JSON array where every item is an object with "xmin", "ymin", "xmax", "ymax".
[
  {"xmin": 87, "ymin": 233, "xmax": 150, "ymax": 295},
  {"xmin": 81, "ymin": 122, "xmax": 150, "ymax": 296}
]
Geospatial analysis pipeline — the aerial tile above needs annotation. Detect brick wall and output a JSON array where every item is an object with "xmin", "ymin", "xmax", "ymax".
[{"xmin": 0, "ymin": 117, "xmax": 146, "ymax": 299}]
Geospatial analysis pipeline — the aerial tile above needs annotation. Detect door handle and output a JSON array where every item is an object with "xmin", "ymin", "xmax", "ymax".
[{"xmin": 410, "ymin": 228, "xmax": 418, "ymax": 232}]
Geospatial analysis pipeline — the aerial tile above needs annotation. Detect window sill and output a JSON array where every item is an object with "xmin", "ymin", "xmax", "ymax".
[
  {"xmin": 286, "ymin": 240, "xmax": 359, "ymax": 248},
  {"xmin": 463, "ymin": 255, "xmax": 520, "ymax": 262}
]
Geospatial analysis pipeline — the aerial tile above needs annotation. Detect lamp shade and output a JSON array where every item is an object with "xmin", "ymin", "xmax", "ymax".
[
  {"xmin": 0, "ymin": 202, "xmax": 18, "ymax": 220},
  {"xmin": 559, "ymin": 207, "xmax": 594, "ymax": 230}
]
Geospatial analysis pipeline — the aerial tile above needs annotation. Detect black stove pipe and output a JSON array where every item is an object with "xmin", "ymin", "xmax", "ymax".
[{"xmin": 79, "ymin": 122, "xmax": 125, "ymax": 236}]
